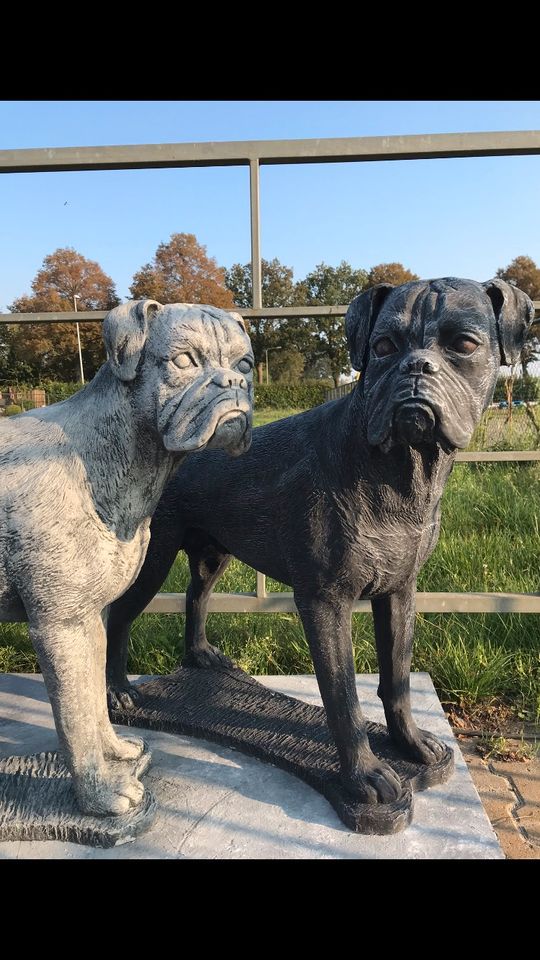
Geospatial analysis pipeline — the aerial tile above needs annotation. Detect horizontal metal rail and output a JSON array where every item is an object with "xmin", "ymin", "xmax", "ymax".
[
  {"xmin": 2, "ymin": 131, "xmax": 540, "ymax": 174},
  {"xmin": 0, "ymin": 305, "xmax": 354, "ymax": 324},
  {"xmin": 146, "ymin": 591, "xmax": 540, "ymax": 615},
  {"xmin": 2, "ymin": 302, "xmax": 540, "ymax": 324},
  {"xmin": 455, "ymin": 450, "xmax": 540, "ymax": 461}
]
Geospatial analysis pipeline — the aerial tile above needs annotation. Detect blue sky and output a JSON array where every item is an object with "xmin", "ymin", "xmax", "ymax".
[{"xmin": 1, "ymin": 100, "xmax": 540, "ymax": 310}]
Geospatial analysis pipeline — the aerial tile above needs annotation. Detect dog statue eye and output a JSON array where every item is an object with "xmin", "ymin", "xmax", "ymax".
[
  {"xmin": 236, "ymin": 356, "xmax": 253, "ymax": 374},
  {"xmin": 172, "ymin": 352, "xmax": 197, "ymax": 369},
  {"xmin": 451, "ymin": 336, "xmax": 479, "ymax": 355},
  {"xmin": 373, "ymin": 337, "xmax": 398, "ymax": 358}
]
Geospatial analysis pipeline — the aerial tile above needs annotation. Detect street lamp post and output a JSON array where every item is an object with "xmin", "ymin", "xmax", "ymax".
[
  {"xmin": 265, "ymin": 346, "xmax": 282, "ymax": 384},
  {"xmin": 73, "ymin": 295, "xmax": 85, "ymax": 384}
]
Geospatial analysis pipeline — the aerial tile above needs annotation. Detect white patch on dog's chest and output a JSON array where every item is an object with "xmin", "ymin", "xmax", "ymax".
[
  {"xmin": 105, "ymin": 521, "xmax": 151, "ymax": 601},
  {"xmin": 353, "ymin": 515, "xmax": 427, "ymax": 595}
]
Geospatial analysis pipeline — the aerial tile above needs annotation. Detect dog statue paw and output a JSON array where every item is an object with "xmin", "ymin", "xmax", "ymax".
[
  {"xmin": 182, "ymin": 643, "xmax": 236, "ymax": 671},
  {"xmin": 107, "ymin": 681, "xmax": 143, "ymax": 713},
  {"xmin": 74, "ymin": 763, "xmax": 145, "ymax": 817},
  {"xmin": 390, "ymin": 726, "xmax": 448, "ymax": 765},
  {"xmin": 341, "ymin": 757, "xmax": 404, "ymax": 805},
  {"xmin": 102, "ymin": 731, "xmax": 146, "ymax": 763}
]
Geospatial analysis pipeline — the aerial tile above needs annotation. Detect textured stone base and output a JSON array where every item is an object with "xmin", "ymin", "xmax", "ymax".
[
  {"xmin": 0, "ymin": 674, "xmax": 503, "ymax": 858},
  {"xmin": 0, "ymin": 746, "xmax": 156, "ymax": 847},
  {"xmin": 110, "ymin": 666, "xmax": 453, "ymax": 835}
]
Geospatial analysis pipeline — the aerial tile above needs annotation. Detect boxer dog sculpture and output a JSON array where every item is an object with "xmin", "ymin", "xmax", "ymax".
[
  {"xmin": 106, "ymin": 279, "xmax": 533, "ymax": 814},
  {"xmin": 0, "ymin": 301, "xmax": 253, "ymax": 819}
]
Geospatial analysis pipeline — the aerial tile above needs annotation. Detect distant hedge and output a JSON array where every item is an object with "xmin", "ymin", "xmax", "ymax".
[
  {"xmin": 38, "ymin": 381, "xmax": 83, "ymax": 404},
  {"xmin": 5, "ymin": 404, "xmax": 22, "ymax": 416},
  {"xmin": 31, "ymin": 379, "xmax": 329, "ymax": 411},
  {"xmin": 254, "ymin": 382, "xmax": 328, "ymax": 409},
  {"xmin": 23, "ymin": 374, "xmax": 540, "ymax": 410}
]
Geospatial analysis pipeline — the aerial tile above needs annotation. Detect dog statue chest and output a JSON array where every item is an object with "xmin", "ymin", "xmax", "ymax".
[
  {"xmin": 356, "ymin": 513, "xmax": 438, "ymax": 597},
  {"xmin": 341, "ymin": 513, "xmax": 420, "ymax": 597},
  {"xmin": 94, "ymin": 518, "xmax": 152, "ymax": 606},
  {"xmin": 118, "ymin": 520, "xmax": 152, "ymax": 589},
  {"xmin": 354, "ymin": 450, "xmax": 448, "ymax": 595},
  {"xmin": 320, "ymin": 473, "xmax": 444, "ymax": 600}
]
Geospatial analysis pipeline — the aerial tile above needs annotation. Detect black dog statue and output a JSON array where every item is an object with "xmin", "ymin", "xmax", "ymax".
[{"xmin": 107, "ymin": 278, "xmax": 533, "ymax": 807}]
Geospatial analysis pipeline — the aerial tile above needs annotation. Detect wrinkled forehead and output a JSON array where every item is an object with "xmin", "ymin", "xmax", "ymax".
[
  {"xmin": 373, "ymin": 279, "xmax": 496, "ymax": 338},
  {"xmin": 150, "ymin": 305, "xmax": 251, "ymax": 357}
]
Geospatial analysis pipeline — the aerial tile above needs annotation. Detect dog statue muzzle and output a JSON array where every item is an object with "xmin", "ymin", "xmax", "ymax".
[
  {"xmin": 393, "ymin": 400, "xmax": 436, "ymax": 446},
  {"xmin": 206, "ymin": 408, "xmax": 251, "ymax": 456}
]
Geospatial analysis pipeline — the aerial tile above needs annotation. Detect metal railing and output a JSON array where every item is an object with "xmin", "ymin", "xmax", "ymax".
[
  {"xmin": 325, "ymin": 380, "xmax": 357, "ymax": 401},
  {"xmin": 2, "ymin": 131, "xmax": 540, "ymax": 614}
]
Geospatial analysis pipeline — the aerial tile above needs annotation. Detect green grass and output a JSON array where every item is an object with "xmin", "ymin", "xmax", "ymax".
[
  {"xmin": 2, "ymin": 407, "xmax": 540, "ymax": 719},
  {"xmin": 253, "ymin": 407, "xmax": 301, "ymax": 427}
]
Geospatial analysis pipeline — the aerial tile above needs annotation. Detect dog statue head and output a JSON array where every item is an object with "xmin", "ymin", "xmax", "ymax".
[
  {"xmin": 346, "ymin": 278, "xmax": 535, "ymax": 452},
  {"xmin": 103, "ymin": 300, "xmax": 253, "ymax": 456}
]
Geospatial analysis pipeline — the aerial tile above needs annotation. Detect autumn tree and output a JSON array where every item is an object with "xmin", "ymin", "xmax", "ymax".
[
  {"xmin": 226, "ymin": 257, "xmax": 309, "ymax": 383},
  {"xmin": 496, "ymin": 256, "xmax": 540, "ymax": 374},
  {"xmin": 130, "ymin": 233, "xmax": 234, "ymax": 309},
  {"xmin": 367, "ymin": 262, "xmax": 420, "ymax": 287},
  {"xmin": 7, "ymin": 248, "xmax": 119, "ymax": 382},
  {"xmin": 295, "ymin": 261, "xmax": 369, "ymax": 386},
  {"xmin": 496, "ymin": 255, "xmax": 540, "ymax": 300}
]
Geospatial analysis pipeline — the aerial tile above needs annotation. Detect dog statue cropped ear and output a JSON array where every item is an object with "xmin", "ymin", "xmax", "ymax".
[
  {"xmin": 345, "ymin": 284, "xmax": 395, "ymax": 372},
  {"xmin": 103, "ymin": 299, "xmax": 162, "ymax": 381},
  {"xmin": 230, "ymin": 311, "xmax": 248, "ymax": 335},
  {"xmin": 482, "ymin": 279, "xmax": 535, "ymax": 367}
]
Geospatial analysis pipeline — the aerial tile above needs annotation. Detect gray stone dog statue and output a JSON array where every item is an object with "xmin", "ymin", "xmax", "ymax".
[
  {"xmin": 106, "ymin": 278, "xmax": 533, "ymax": 807},
  {"xmin": 0, "ymin": 300, "xmax": 253, "ymax": 817}
]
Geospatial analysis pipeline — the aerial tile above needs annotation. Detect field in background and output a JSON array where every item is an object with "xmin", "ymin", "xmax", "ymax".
[
  {"xmin": 1, "ymin": 407, "xmax": 539, "ymax": 719},
  {"xmin": 469, "ymin": 406, "xmax": 540, "ymax": 451}
]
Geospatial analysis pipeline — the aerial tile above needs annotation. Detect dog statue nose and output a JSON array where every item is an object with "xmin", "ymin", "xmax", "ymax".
[
  {"xmin": 211, "ymin": 369, "xmax": 247, "ymax": 390},
  {"xmin": 400, "ymin": 352, "xmax": 440, "ymax": 376}
]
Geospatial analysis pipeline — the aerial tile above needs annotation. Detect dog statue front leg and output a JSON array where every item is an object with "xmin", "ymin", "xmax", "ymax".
[
  {"xmin": 94, "ymin": 615, "xmax": 146, "ymax": 763},
  {"xmin": 372, "ymin": 580, "xmax": 446, "ymax": 764},
  {"xmin": 295, "ymin": 592, "xmax": 402, "ymax": 804},
  {"xmin": 30, "ymin": 617, "xmax": 145, "ymax": 816}
]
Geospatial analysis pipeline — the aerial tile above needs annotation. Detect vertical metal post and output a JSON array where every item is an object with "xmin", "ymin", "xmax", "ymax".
[
  {"xmin": 250, "ymin": 159, "xmax": 266, "ymax": 601},
  {"xmin": 256, "ymin": 570, "xmax": 267, "ymax": 598},
  {"xmin": 250, "ymin": 159, "xmax": 262, "ymax": 310},
  {"xmin": 73, "ymin": 295, "xmax": 85, "ymax": 384},
  {"xmin": 75, "ymin": 322, "xmax": 85, "ymax": 384}
]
